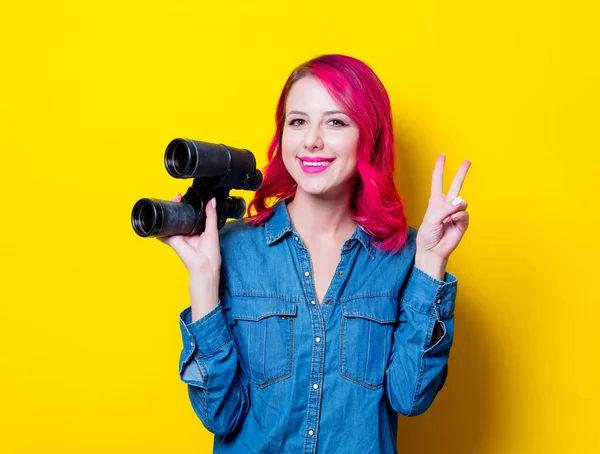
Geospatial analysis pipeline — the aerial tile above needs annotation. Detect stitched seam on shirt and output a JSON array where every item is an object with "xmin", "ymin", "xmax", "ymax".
[
  {"xmin": 232, "ymin": 310, "xmax": 296, "ymax": 320},
  {"xmin": 200, "ymin": 357, "xmax": 211, "ymax": 433},
  {"xmin": 340, "ymin": 292, "xmax": 396, "ymax": 302},
  {"xmin": 339, "ymin": 371, "xmax": 383, "ymax": 390},
  {"xmin": 289, "ymin": 317, "xmax": 295, "ymax": 381},
  {"xmin": 266, "ymin": 220, "xmax": 272, "ymax": 243},
  {"xmin": 180, "ymin": 347, "xmax": 195, "ymax": 376},
  {"xmin": 195, "ymin": 356, "xmax": 206, "ymax": 382},
  {"xmin": 252, "ymin": 371, "xmax": 293, "ymax": 388},
  {"xmin": 339, "ymin": 313, "xmax": 384, "ymax": 390},
  {"xmin": 403, "ymin": 299, "xmax": 455, "ymax": 319},
  {"xmin": 304, "ymin": 311, "xmax": 319, "ymax": 451},
  {"xmin": 230, "ymin": 291, "xmax": 305, "ymax": 302},
  {"xmin": 412, "ymin": 265, "xmax": 458, "ymax": 287},
  {"xmin": 409, "ymin": 313, "xmax": 434, "ymax": 415},
  {"xmin": 198, "ymin": 337, "xmax": 233, "ymax": 359},
  {"xmin": 248, "ymin": 318, "xmax": 294, "ymax": 389},
  {"xmin": 187, "ymin": 305, "xmax": 222, "ymax": 329},
  {"xmin": 402, "ymin": 299, "xmax": 435, "ymax": 316}
]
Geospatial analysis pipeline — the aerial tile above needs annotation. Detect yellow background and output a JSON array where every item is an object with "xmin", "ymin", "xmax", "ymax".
[{"xmin": 1, "ymin": 1, "xmax": 598, "ymax": 452}]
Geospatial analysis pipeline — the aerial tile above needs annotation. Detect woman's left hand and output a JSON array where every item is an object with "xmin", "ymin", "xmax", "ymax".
[{"xmin": 415, "ymin": 154, "xmax": 471, "ymax": 262}]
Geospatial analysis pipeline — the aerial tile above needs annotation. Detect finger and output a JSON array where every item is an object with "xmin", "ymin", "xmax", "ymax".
[
  {"xmin": 204, "ymin": 197, "xmax": 219, "ymax": 237},
  {"xmin": 435, "ymin": 197, "xmax": 468, "ymax": 224},
  {"xmin": 161, "ymin": 235, "xmax": 197, "ymax": 269},
  {"xmin": 431, "ymin": 154, "xmax": 446, "ymax": 196},
  {"xmin": 442, "ymin": 210, "xmax": 469, "ymax": 229},
  {"xmin": 201, "ymin": 197, "xmax": 221, "ymax": 271},
  {"xmin": 442, "ymin": 208, "xmax": 467, "ymax": 223},
  {"xmin": 447, "ymin": 160, "xmax": 471, "ymax": 200}
]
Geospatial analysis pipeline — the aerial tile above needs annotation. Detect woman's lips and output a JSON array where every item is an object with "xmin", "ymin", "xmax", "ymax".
[{"xmin": 298, "ymin": 157, "xmax": 335, "ymax": 173}]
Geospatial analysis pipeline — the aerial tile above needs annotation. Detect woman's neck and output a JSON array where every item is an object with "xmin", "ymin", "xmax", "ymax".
[{"xmin": 286, "ymin": 188, "xmax": 357, "ymax": 244}]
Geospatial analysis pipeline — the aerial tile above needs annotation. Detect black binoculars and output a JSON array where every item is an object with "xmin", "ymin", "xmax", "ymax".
[{"xmin": 131, "ymin": 138, "xmax": 263, "ymax": 238}]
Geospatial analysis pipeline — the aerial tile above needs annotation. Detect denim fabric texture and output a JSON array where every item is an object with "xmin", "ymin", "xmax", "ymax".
[{"xmin": 178, "ymin": 199, "xmax": 458, "ymax": 454}]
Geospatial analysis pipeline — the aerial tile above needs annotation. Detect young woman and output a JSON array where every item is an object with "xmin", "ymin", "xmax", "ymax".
[{"xmin": 160, "ymin": 54, "xmax": 471, "ymax": 453}]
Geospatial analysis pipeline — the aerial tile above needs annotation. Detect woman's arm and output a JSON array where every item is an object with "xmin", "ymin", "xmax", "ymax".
[
  {"xmin": 178, "ymin": 290, "xmax": 250, "ymax": 436},
  {"xmin": 385, "ymin": 264, "xmax": 457, "ymax": 417}
]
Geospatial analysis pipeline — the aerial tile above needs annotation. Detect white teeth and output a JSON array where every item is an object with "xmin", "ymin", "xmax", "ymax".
[{"xmin": 302, "ymin": 160, "xmax": 332, "ymax": 167}]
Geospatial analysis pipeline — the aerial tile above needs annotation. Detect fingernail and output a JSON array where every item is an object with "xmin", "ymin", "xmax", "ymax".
[
  {"xmin": 442, "ymin": 216, "xmax": 451, "ymax": 223},
  {"xmin": 451, "ymin": 213, "xmax": 458, "ymax": 220},
  {"xmin": 212, "ymin": 198, "xmax": 216, "ymax": 208},
  {"xmin": 452, "ymin": 196, "xmax": 463, "ymax": 206}
]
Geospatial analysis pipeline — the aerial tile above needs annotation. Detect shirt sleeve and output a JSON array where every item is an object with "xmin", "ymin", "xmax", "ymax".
[
  {"xmin": 385, "ymin": 264, "xmax": 457, "ymax": 416},
  {"xmin": 178, "ymin": 300, "xmax": 250, "ymax": 435}
]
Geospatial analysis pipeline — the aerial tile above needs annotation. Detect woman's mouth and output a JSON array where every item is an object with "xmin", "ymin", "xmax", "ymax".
[{"xmin": 298, "ymin": 157, "xmax": 335, "ymax": 174}]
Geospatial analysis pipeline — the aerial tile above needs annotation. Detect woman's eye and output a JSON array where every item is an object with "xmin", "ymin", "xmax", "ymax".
[{"xmin": 288, "ymin": 118, "xmax": 347, "ymax": 127}]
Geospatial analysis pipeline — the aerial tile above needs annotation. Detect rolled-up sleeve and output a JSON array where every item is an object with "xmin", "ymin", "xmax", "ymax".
[
  {"xmin": 178, "ymin": 300, "xmax": 250, "ymax": 436},
  {"xmin": 179, "ymin": 301, "xmax": 232, "ymax": 381},
  {"xmin": 385, "ymin": 264, "xmax": 458, "ymax": 417}
]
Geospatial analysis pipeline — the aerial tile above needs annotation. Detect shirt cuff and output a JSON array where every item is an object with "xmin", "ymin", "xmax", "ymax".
[
  {"xmin": 179, "ymin": 300, "xmax": 232, "ymax": 358},
  {"xmin": 401, "ymin": 265, "xmax": 458, "ymax": 319}
]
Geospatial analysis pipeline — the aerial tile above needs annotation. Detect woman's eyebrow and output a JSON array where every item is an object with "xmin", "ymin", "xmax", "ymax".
[{"xmin": 287, "ymin": 110, "xmax": 348, "ymax": 116}]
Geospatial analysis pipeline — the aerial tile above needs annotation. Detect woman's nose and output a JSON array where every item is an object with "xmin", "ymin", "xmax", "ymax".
[{"xmin": 303, "ymin": 127, "xmax": 324, "ymax": 150}]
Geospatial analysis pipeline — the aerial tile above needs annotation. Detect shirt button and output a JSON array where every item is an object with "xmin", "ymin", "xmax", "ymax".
[
  {"xmin": 436, "ymin": 298, "xmax": 441, "ymax": 305},
  {"xmin": 338, "ymin": 272, "xmax": 343, "ymax": 277},
  {"xmin": 304, "ymin": 271, "xmax": 310, "ymax": 277},
  {"xmin": 346, "ymin": 241, "xmax": 352, "ymax": 248},
  {"xmin": 308, "ymin": 430, "xmax": 314, "ymax": 436},
  {"xmin": 315, "ymin": 337, "xmax": 321, "ymax": 342},
  {"xmin": 310, "ymin": 300, "xmax": 316, "ymax": 305},
  {"xmin": 313, "ymin": 383, "xmax": 319, "ymax": 389},
  {"xmin": 295, "ymin": 236, "xmax": 299, "ymax": 241}
]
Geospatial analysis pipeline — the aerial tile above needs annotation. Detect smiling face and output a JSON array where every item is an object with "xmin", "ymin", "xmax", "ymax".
[{"xmin": 281, "ymin": 76, "xmax": 359, "ymax": 198}]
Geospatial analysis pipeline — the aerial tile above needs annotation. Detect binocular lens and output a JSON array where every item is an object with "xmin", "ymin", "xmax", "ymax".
[
  {"xmin": 131, "ymin": 199, "xmax": 162, "ymax": 237},
  {"xmin": 165, "ymin": 142, "xmax": 192, "ymax": 177},
  {"xmin": 139, "ymin": 204, "xmax": 156, "ymax": 235}
]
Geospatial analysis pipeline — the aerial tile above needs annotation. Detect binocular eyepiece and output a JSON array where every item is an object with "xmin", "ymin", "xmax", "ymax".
[{"xmin": 131, "ymin": 138, "xmax": 263, "ymax": 238}]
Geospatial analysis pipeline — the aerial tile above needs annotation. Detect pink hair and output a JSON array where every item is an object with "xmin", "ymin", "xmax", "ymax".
[{"xmin": 246, "ymin": 54, "xmax": 409, "ymax": 254}]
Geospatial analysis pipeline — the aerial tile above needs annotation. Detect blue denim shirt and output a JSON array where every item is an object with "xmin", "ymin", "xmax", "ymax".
[{"xmin": 178, "ymin": 199, "xmax": 457, "ymax": 453}]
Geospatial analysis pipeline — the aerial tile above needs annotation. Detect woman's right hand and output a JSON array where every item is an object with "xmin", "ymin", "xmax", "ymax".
[{"xmin": 157, "ymin": 194, "xmax": 222, "ymax": 321}]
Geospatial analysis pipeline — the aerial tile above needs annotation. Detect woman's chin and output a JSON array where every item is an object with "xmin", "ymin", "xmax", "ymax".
[
  {"xmin": 297, "ymin": 181, "xmax": 347, "ymax": 198},
  {"xmin": 296, "ymin": 182, "xmax": 329, "ymax": 196},
  {"xmin": 291, "ymin": 172, "xmax": 351, "ymax": 198}
]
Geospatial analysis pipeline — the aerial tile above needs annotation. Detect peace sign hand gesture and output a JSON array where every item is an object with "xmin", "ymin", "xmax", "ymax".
[{"xmin": 415, "ymin": 154, "xmax": 471, "ymax": 264}]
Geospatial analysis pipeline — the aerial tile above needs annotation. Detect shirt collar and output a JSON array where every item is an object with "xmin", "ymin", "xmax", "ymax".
[
  {"xmin": 265, "ymin": 199, "xmax": 295, "ymax": 245},
  {"xmin": 265, "ymin": 199, "xmax": 376, "ymax": 259}
]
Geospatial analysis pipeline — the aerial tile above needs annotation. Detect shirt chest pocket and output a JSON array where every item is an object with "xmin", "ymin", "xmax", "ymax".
[
  {"xmin": 340, "ymin": 297, "xmax": 399, "ymax": 390},
  {"xmin": 230, "ymin": 298, "xmax": 297, "ymax": 389}
]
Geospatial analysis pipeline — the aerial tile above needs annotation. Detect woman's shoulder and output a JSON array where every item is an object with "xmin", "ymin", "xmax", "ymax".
[
  {"xmin": 406, "ymin": 225, "xmax": 418, "ymax": 249},
  {"xmin": 373, "ymin": 225, "xmax": 418, "ymax": 262},
  {"xmin": 217, "ymin": 218, "xmax": 273, "ymax": 281},
  {"xmin": 218, "ymin": 217, "xmax": 264, "ymax": 252}
]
